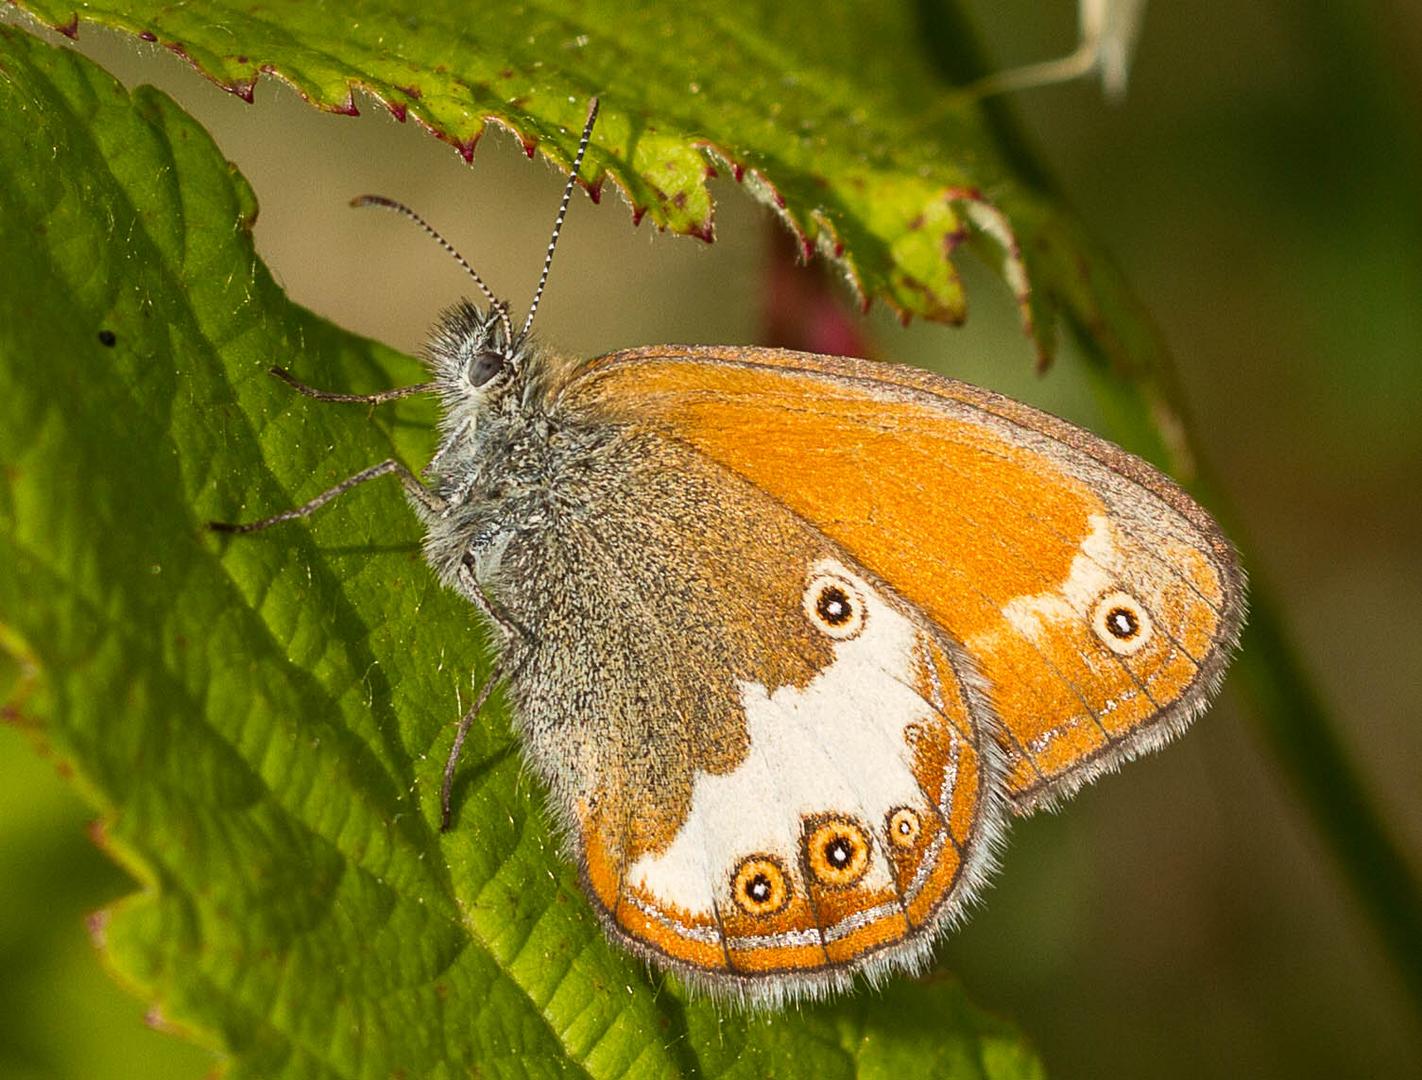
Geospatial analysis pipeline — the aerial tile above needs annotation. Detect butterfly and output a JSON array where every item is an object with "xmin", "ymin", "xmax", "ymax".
[{"xmin": 212, "ymin": 99, "xmax": 1245, "ymax": 1007}]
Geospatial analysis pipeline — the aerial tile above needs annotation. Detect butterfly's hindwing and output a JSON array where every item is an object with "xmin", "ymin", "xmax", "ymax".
[{"xmin": 491, "ymin": 429, "xmax": 1002, "ymax": 1002}]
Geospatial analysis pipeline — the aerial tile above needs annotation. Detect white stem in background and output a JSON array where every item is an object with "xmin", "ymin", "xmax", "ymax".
[{"xmin": 968, "ymin": 0, "xmax": 1148, "ymax": 101}]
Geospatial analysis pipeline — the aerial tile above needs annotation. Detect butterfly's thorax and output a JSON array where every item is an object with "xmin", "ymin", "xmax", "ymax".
[{"xmin": 421, "ymin": 401, "xmax": 620, "ymax": 587}]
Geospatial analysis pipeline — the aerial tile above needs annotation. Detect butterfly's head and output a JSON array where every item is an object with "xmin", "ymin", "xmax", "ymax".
[{"xmin": 424, "ymin": 299, "xmax": 529, "ymax": 418}]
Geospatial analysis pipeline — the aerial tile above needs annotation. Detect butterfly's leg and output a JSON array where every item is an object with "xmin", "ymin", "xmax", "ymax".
[
  {"xmin": 456, "ymin": 565, "xmax": 531, "ymax": 643},
  {"xmin": 440, "ymin": 664, "xmax": 503, "ymax": 831},
  {"xmin": 209, "ymin": 459, "xmax": 444, "ymax": 533},
  {"xmin": 438, "ymin": 561, "xmax": 538, "ymax": 830},
  {"xmin": 268, "ymin": 365, "xmax": 431, "ymax": 405}
]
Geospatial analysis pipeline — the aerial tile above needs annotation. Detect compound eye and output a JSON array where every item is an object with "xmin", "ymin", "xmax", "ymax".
[{"xmin": 469, "ymin": 352, "xmax": 506, "ymax": 387}]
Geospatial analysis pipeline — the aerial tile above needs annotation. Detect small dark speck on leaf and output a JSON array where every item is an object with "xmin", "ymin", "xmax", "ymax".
[{"xmin": 98, "ymin": 329, "xmax": 117, "ymax": 347}]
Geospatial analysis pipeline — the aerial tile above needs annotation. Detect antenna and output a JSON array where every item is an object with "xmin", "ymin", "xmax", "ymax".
[
  {"xmin": 518, "ymin": 97, "xmax": 600, "ymax": 345},
  {"xmin": 351, "ymin": 194, "xmax": 516, "ymax": 346}
]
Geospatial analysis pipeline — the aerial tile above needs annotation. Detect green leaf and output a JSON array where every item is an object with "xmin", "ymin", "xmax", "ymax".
[
  {"xmin": 0, "ymin": 26, "xmax": 1043, "ymax": 1078},
  {"xmin": 8, "ymin": 0, "xmax": 1082, "ymax": 366}
]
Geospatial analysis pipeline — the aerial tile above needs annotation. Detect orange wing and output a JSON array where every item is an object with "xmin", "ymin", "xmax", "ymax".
[{"xmin": 559, "ymin": 345, "xmax": 1246, "ymax": 813}]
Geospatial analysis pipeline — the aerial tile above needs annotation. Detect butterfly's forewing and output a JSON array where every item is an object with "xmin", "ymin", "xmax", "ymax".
[
  {"xmin": 501, "ymin": 428, "xmax": 1002, "ymax": 1000},
  {"xmin": 561, "ymin": 346, "xmax": 1245, "ymax": 814}
]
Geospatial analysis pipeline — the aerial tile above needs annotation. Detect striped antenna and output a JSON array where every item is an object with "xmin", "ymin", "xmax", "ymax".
[
  {"xmin": 351, "ymin": 194, "xmax": 516, "ymax": 346},
  {"xmin": 518, "ymin": 97, "xmax": 600, "ymax": 345}
]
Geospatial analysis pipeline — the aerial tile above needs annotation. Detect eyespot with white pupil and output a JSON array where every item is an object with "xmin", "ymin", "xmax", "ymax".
[
  {"xmin": 1091, "ymin": 590, "xmax": 1154, "ymax": 656},
  {"xmin": 731, "ymin": 856, "xmax": 790, "ymax": 916},
  {"xmin": 805, "ymin": 817, "xmax": 871, "ymax": 888},
  {"xmin": 803, "ymin": 572, "xmax": 866, "ymax": 639},
  {"xmin": 886, "ymin": 807, "xmax": 922, "ymax": 850}
]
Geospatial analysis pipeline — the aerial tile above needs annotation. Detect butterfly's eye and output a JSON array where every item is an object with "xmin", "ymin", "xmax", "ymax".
[
  {"xmin": 803, "ymin": 572, "xmax": 867, "ymax": 640},
  {"xmin": 1091, "ymin": 590, "xmax": 1154, "ymax": 656},
  {"xmin": 805, "ymin": 817, "xmax": 871, "ymax": 888},
  {"xmin": 886, "ymin": 807, "xmax": 922, "ymax": 850},
  {"xmin": 468, "ymin": 351, "xmax": 506, "ymax": 388},
  {"xmin": 731, "ymin": 856, "xmax": 790, "ymax": 916}
]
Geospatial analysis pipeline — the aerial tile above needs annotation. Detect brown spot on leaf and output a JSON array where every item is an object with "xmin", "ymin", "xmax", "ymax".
[{"xmin": 144, "ymin": 1007, "xmax": 171, "ymax": 1032}]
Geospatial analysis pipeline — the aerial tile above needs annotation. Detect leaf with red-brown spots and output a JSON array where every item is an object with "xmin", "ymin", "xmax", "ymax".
[{"xmin": 7, "ymin": 0, "xmax": 1101, "ymax": 366}]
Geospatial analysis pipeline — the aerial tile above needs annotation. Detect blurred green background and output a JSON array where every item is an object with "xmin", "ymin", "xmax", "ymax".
[{"xmin": 2, "ymin": 1, "xmax": 1419, "ymax": 1076}]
